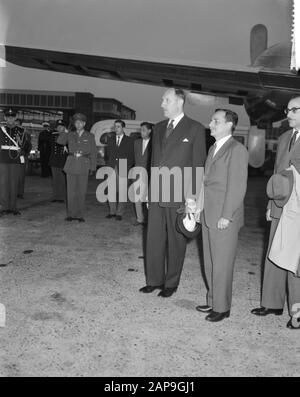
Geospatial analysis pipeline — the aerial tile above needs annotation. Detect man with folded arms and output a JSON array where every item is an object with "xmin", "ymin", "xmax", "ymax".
[{"xmin": 251, "ymin": 96, "xmax": 300, "ymax": 330}]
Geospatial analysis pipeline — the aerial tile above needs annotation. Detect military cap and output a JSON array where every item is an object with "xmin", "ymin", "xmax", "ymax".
[
  {"xmin": 56, "ymin": 119, "xmax": 66, "ymax": 127},
  {"xmin": 266, "ymin": 170, "xmax": 293, "ymax": 208},
  {"xmin": 73, "ymin": 113, "xmax": 87, "ymax": 122},
  {"xmin": 4, "ymin": 108, "xmax": 17, "ymax": 117}
]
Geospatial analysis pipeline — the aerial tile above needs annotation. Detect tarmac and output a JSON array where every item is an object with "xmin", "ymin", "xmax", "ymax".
[{"xmin": 0, "ymin": 172, "xmax": 299, "ymax": 377}]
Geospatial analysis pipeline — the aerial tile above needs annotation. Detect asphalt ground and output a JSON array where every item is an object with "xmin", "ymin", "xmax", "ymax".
[{"xmin": 0, "ymin": 174, "xmax": 299, "ymax": 377}]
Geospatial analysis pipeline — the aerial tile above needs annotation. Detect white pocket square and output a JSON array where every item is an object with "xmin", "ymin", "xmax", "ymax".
[{"xmin": 183, "ymin": 138, "xmax": 189, "ymax": 142}]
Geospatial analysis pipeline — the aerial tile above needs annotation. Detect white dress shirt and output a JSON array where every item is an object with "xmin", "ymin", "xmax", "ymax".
[
  {"xmin": 213, "ymin": 134, "xmax": 232, "ymax": 157},
  {"xmin": 292, "ymin": 128, "xmax": 300, "ymax": 142},
  {"xmin": 142, "ymin": 138, "xmax": 150, "ymax": 155},
  {"xmin": 168, "ymin": 113, "xmax": 184, "ymax": 129},
  {"xmin": 116, "ymin": 134, "xmax": 124, "ymax": 146}
]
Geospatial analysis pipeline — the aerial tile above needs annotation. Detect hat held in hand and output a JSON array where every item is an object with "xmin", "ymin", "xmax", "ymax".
[{"xmin": 266, "ymin": 170, "xmax": 293, "ymax": 208}]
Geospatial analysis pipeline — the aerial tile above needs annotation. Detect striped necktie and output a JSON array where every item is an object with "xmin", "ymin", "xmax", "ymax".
[{"xmin": 165, "ymin": 120, "xmax": 174, "ymax": 139}]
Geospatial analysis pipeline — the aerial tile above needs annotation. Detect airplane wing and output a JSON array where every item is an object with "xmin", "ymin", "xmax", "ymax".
[{"xmin": 4, "ymin": 45, "xmax": 300, "ymax": 106}]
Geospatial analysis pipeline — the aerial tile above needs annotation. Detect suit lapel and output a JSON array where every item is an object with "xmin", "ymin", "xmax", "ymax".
[
  {"xmin": 289, "ymin": 131, "xmax": 300, "ymax": 154},
  {"xmin": 210, "ymin": 136, "xmax": 233, "ymax": 164},
  {"xmin": 159, "ymin": 116, "xmax": 189, "ymax": 163},
  {"xmin": 205, "ymin": 145, "xmax": 215, "ymax": 174}
]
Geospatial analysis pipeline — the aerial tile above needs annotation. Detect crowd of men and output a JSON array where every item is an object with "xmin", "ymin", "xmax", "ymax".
[{"xmin": 0, "ymin": 89, "xmax": 299, "ymax": 329}]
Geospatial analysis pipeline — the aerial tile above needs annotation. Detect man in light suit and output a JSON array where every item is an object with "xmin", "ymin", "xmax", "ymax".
[
  {"xmin": 132, "ymin": 122, "xmax": 153, "ymax": 226},
  {"xmin": 139, "ymin": 88, "xmax": 206, "ymax": 298},
  {"xmin": 251, "ymin": 96, "xmax": 300, "ymax": 329},
  {"xmin": 196, "ymin": 109, "xmax": 248, "ymax": 322},
  {"xmin": 106, "ymin": 119, "xmax": 135, "ymax": 221}
]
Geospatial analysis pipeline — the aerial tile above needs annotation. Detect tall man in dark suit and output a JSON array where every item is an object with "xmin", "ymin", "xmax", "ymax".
[
  {"xmin": 132, "ymin": 122, "xmax": 153, "ymax": 225},
  {"xmin": 106, "ymin": 119, "xmax": 135, "ymax": 221},
  {"xmin": 251, "ymin": 96, "xmax": 300, "ymax": 330},
  {"xmin": 140, "ymin": 88, "xmax": 206, "ymax": 298},
  {"xmin": 196, "ymin": 109, "xmax": 248, "ymax": 322}
]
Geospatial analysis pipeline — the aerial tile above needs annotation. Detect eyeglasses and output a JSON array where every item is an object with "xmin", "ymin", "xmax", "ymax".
[{"xmin": 284, "ymin": 107, "xmax": 300, "ymax": 115}]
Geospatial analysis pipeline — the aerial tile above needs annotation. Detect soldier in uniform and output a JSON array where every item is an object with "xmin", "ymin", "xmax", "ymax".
[
  {"xmin": 38, "ymin": 121, "xmax": 52, "ymax": 177},
  {"xmin": 49, "ymin": 120, "xmax": 68, "ymax": 203},
  {"xmin": 0, "ymin": 108, "xmax": 26, "ymax": 215},
  {"xmin": 57, "ymin": 113, "xmax": 97, "ymax": 222},
  {"xmin": 17, "ymin": 119, "xmax": 32, "ymax": 199}
]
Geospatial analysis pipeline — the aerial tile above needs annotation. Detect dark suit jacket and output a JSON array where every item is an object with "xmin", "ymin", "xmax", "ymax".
[
  {"xmin": 106, "ymin": 134, "xmax": 135, "ymax": 173},
  {"xmin": 202, "ymin": 137, "xmax": 249, "ymax": 230},
  {"xmin": 269, "ymin": 129, "xmax": 300, "ymax": 219},
  {"xmin": 134, "ymin": 138, "xmax": 152, "ymax": 171},
  {"xmin": 149, "ymin": 115, "xmax": 206, "ymax": 207}
]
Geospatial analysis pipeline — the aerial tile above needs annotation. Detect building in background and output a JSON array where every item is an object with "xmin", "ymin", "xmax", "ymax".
[
  {"xmin": 0, "ymin": 89, "xmax": 135, "ymax": 171},
  {"xmin": 0, "ymin": 89, "xmax": 135, "ymax": 127}
]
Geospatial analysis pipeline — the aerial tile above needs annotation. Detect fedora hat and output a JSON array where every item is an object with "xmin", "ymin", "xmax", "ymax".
[
  {"xmin": 176, "ymin": 212, "xmax": 201, "ymax": 239},
  {"xmin": 266, "ymin": 170, "xmax": 294, "ymax": 208}
]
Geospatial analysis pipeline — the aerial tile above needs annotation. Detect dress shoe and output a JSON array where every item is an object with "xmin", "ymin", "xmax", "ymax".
[
  {"xmin": 116, "ymin": 215, "xmax": 122, "ymax": 221},
  {"xmin": 287, "ymin": 318, "xmax": 300, "ymax": 330},
  {"xmin": 65, "ymin": 217, "xmax": 74, "ymax": 221},
  {"xmin": 158, "ymin": 287, "xmax": 177, "ymax": 298},
  {"xmin": 205, "ymin": 310, "xmax": 230, "ymax": 322},
  {"xmin": 251, "ymin": 307, "xmax": 283, "ymax": 316},
  {"xmin": 12, "ymin": 210, "xmax": 21, "ymax": 216},
  {"xmin": 196, "ymin": 304, "xmax": 212, "ymax": 313},
  {"xmin": 106, "ymin": 214, "xmax": 116, "ymax": 219},
  {"xmin": 77, "ymin": 218, "xmax": 85, "ymax": 222},
  {"xmin": 139, "ymin": 285, "xmax": 164, "ymax": 293}
]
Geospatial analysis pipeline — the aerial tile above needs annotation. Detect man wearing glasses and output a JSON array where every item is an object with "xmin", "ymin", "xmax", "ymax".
[{"xmin": 251, "ymin": 96, "xmax": 300, "ymax": 330}]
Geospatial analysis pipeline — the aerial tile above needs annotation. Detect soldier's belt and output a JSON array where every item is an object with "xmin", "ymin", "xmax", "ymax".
[
  {"xmin": 69, "ymin": 152, "xmax": 90, "ymax": 158},
  {"xmin": 1, "ymin": 145, "xmax": 20, "ymax": 151}
]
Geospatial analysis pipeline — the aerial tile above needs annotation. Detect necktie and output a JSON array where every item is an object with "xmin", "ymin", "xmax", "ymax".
[
  {"xmin": 165, "ymin": 120, "xmax": 174, "ymax": 139},
  {"xmin": 117, "ymin": 136, "xmax": 121, "ymax": 146},
  {"xmin": 289, "ymin": 131, "xmax": 297, "ymax": 151}
]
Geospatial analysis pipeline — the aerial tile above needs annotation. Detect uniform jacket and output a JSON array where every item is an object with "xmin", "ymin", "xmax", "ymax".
[
  {"xmin": 202, "ymin": 137, "xmax": 249, "ymax": 229},
  {"xmin": 149, "ymin": 115, "xmax": 206, "ymax": 207},
  {"xmin": 106, "ymin": 134, "xmax": 135, "ymax": 172},
  {"xmin": 57, "ymin": 130, "xmax": 97, "ymax": 175},
  {"xmin": 269, "ymin": 129, "xmax": 300, "ymax": 219},
  {"xmin": 48, "ymin": 132, "xmax": 68, "ymax": 169},
  {"xmin": 0, "ymin": 125, "xmax": 26, "ymax": 164}
]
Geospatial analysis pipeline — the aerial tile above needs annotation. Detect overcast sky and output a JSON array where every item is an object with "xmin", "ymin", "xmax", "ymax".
[{"xmin": 0, "ymin": 0, "xmax": 292, "ymax": 126}]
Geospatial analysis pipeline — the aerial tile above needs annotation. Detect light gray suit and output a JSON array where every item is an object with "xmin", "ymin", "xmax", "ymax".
[
  {"xmin": 261, "ymin": 129, "xmax": 300, "ymax": 314},
  {"xmin": 202, "ymin": 137, "xmax": 248, "ymax": 312}
]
